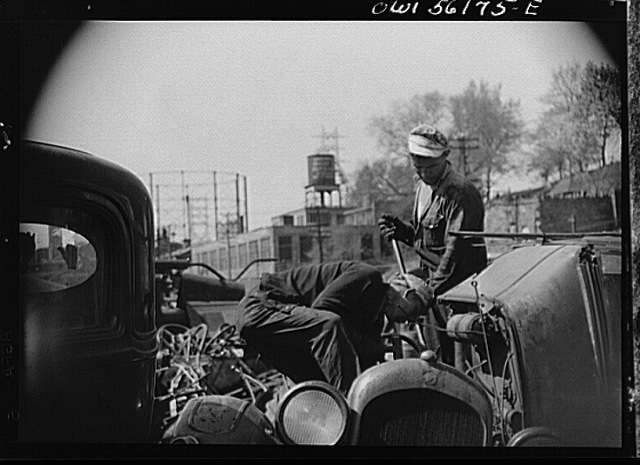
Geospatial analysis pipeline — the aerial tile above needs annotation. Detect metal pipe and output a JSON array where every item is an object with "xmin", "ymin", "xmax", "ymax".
[{"xmin": 392, "ymin": 239, "xmax": 406, "ymax": 275}]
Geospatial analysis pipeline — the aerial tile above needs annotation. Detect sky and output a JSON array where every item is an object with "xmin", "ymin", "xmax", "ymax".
[{"xmin": 26, "ymin": 21, "xmax": 616, "ymax": 235}]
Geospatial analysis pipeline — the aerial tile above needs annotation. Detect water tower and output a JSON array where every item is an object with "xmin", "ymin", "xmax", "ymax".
[{"xmin": 305, "ymin": 153, "xmax": 340, "ymax": 209}]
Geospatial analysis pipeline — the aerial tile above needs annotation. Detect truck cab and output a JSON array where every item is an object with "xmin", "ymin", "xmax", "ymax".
[{"xmin": 18, "ymin": 140, "xmax": 158, "ymax": 442}]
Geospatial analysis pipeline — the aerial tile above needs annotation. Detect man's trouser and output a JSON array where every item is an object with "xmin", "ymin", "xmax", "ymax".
[
  {"xmin": 237, "ymin": 266, "xmax": 386, "ymax": 395},
  {"xmin": 240, "ymin": 303, "xmax": 362, "ymax": 395}
]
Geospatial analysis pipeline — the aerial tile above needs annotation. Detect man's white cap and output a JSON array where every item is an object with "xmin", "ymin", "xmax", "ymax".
[
  {"xmin": 385, "ymin": 273, "xmax": 433, "ymax": 322},
  {"xmin": 408, "ymin": 124, "xmax": 449, "ymax": 158}
]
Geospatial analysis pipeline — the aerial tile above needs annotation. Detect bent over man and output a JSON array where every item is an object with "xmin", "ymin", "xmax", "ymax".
[
  {"xmin": 235, "ymin": 261, "xmax": 430, "ymax": 394},
  {"xmin": 378, "ymin": 124, "xmax": 488, "ymax": 357}
]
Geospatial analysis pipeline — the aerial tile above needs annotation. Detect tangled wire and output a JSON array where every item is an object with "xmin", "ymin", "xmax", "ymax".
[{"xmin": 154, "ymin": 322, "xmax": 283, "ymax": 425}]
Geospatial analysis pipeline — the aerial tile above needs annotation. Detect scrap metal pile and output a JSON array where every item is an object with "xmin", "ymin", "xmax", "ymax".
[{"xmin": 154, "ymin": 322, "xmax": 285, "ymax": 427}]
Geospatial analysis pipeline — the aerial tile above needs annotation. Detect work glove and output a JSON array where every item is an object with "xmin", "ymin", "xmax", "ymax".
[{"xmin": 378, "ymin": 214, "xmax": 414, "ymax": 246}]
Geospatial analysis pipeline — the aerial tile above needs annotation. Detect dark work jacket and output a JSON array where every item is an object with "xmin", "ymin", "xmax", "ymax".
[
  {"xmin": 237, "ymin": 261, "xmax": 386, "ymax": 339},
  {"xmin": 410, "ymin": 162, "xmax": 487, "ymax": 296}
]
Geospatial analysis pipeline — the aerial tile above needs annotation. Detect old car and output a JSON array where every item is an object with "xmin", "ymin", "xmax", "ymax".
[
  {"xmin": 162, "ymin": 232, "xmax": 626, "ymax": 449},
  {"xmin": 437, "ymin": 232, "xmax": 624, "ymax": 447},
  {"xmin": 16, "ymin": 140, "xmax": 273, "ymax": 445},
  {"xmin": 18, "ymin": 140, "xmax": 158, "ymax": 443},
  {"xmin": 14, "ymin": 139, "xmax": 631, "ymax": 456}
]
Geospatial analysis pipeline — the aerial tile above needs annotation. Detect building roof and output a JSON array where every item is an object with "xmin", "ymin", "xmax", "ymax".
[{"xmin": 546, "ymin": 161, "xmax": 621, "ymax": 198}]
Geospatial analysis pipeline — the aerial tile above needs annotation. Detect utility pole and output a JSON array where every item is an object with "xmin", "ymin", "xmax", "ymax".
[
  {"xmin": 449, "ymin": 133, "xmax": 479, "ymax": 178},
  {"xmin": 316, "ymin": 205, "xmax": 324, "ymax": 263},
  {"xmin": 156, "ymin": 185, "xmax": 161, "ymax": 244},
  {"xmin": 514, "ymin": 195, "xmax": 519, "ymax": 233},
  {"xmin": 225, "ymin": 212, "xmax": 232, "ymax": 278},
  {"xmin": 235, "ymin": 173, "xmax": 241, "ymax": 234},
  {"xmin": 149, "ymin": 173, "xmax": 154, "ymax": 233},
  {"xmin": 243, "ymin": 175, "xmax": 248, "ymax": 233},
  {"xmin": 181, "ymin": 171, "xmax": 188, "ymax": 243},
  {"xmin": 213, "ymin": 171, "xmax": 219, "ymax": 241}
]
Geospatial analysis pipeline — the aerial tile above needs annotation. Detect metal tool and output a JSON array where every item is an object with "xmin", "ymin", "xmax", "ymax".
[{"xmin": 392, "ymin": 239, "xmax": 407, "ymax": 275}]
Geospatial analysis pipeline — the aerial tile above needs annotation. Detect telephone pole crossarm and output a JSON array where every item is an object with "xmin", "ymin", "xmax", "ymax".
[{"xmin": 449, "ymin": 134, "xmax": 480, "ymax": 177}]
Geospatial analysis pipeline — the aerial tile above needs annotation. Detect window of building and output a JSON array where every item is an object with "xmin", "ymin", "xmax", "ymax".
[
  {"xmin": 278, "ymin": 235, "xmax": 293, "ymax": 263},
  {"xmin": 213, "ymin": 249, "xmax": 220, "ymax": 269},
  {"xmin": 300, "ymin": 235, "xmax": 314, "ymax": 263},
  {"xmin": 360, "ymin": 232, "xmax": 374, "ymax": 260},
  {"xmin": 282, "ymin": 215, "xmax": 294, "ymax": 226},
  {"xmin": 239, "ymin": 243, "xmax": 247, "ymax": 269},
  {"xmin": 230, "ymin": 245, "xmax": 238, "ymax": 270},
  {"xmin": 219, "ymin": 248, "xmax": 228, "ymax": 271},
  {"xmin": 249, "ymin": 240, "xmax": 259, "ymax": 262},
  {"xmin": 196, "ymin": 252, "xmax": 205, "ymax": 274},
  {"xmin": 307, "ymin": 210, "xmax": 331, "ymax": 225},
  {"xmin": 260, "ymin": 237, "xmax": 271, "ymax": 258}
]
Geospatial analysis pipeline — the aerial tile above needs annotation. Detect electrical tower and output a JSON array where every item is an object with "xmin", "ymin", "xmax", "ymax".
[{"xmin": 147, "ymin": 170, "xmax": 248, "ymax": 250}]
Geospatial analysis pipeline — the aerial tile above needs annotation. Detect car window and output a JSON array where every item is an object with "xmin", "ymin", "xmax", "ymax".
[
  {"xmin": 20, "ymin": 223, "xmax": 97, "ymax": 292},
  {"xmin": 20, "ymin": 214, "xmax": 111, "ymax": 332}
]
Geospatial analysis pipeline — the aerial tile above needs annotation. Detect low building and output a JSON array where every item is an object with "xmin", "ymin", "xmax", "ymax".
[
  {"xmin": 486, "ymin": 187, "xmax": 547, "ymax": 236},
  {"xmin": 541, "ymin": 161, "xmax": 621, "ymax": 233},
  {"xmin": 187, "ymin": 152, "xmax": 413, "ymax": 287},
  {"xmin": 486, "ymin": 161, "xmax": 621, "ymax": 236},
  {"xmin": 189, "ymin": 204, "xmax": 399, "ymax": 289},
  {"xmin": 175, "ymin": 155, "xmax": 622, "ymax": 286}
]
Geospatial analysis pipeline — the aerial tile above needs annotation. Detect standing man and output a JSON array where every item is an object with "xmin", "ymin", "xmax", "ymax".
[
  {"xmin": 235, "ymin": 260, "xmax": 431, "ymax": 395},
  {"xmin": 378, "ymin": 124, "xmax": 487, "ymax": 358}
]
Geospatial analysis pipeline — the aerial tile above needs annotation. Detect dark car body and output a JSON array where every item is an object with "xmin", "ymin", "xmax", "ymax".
[
  {"xmin": 18, "ymin": 140, "xmax": 157, "ymax": 442},
  {"xmin": 284, "ymin": 235, "xmax": 623, "ymax": 448},
  {"xmin": 437, "ymin": 235, "xmax": 623, "ymax": 447}
]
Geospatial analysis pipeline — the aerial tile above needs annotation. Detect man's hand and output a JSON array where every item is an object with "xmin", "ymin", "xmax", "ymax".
[{"xmin": 378, "ymin": 214, "xmax": 414, "ymax": 245}]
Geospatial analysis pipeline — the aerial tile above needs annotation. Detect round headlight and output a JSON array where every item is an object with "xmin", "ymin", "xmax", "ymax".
[{"xmin": 275, "ymin": 381, "xmax": 349, "ymax": 445}]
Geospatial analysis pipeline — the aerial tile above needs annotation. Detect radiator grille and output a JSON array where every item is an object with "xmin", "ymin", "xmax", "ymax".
[{"xmin": 357, "ymin": 388, "xmax": 486, "ymax": 446}]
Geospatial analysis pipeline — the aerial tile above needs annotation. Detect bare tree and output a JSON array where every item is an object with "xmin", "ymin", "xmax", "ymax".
[
  {"xmin": 529, "ymin": 61, "xmax": 620, "ymax": 182},
  {"xmin": 367, "ymin": 91, "xmax": 449, "ymax": 161},
  {"xmin": 579, "ymin": 61, "xmax": 622, "ymax": 167},
  {"xmin": 529, "ymin": 63, "xmax": 606, "ymax": 181},
  {"xmin": 540, "ymin": 62, "xmax": 583, "ymax": 112},
  {"xmin": 449, "ymin": 80, "xmax": 524, "ymax": 202},
  {"xmin": 527, "ymin": 111, "xmax": 574, "ymax": 182},
  {"xmin": 352, "ymin": 84, "xmax": 523, "ymax": 207},
  {"xmin": 348, "ymin": 91, "xmax": 449, "ymax": 207},
  {"xmin": 347, "ymin": 158, "xmax": 415, "ymax": 207}
]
